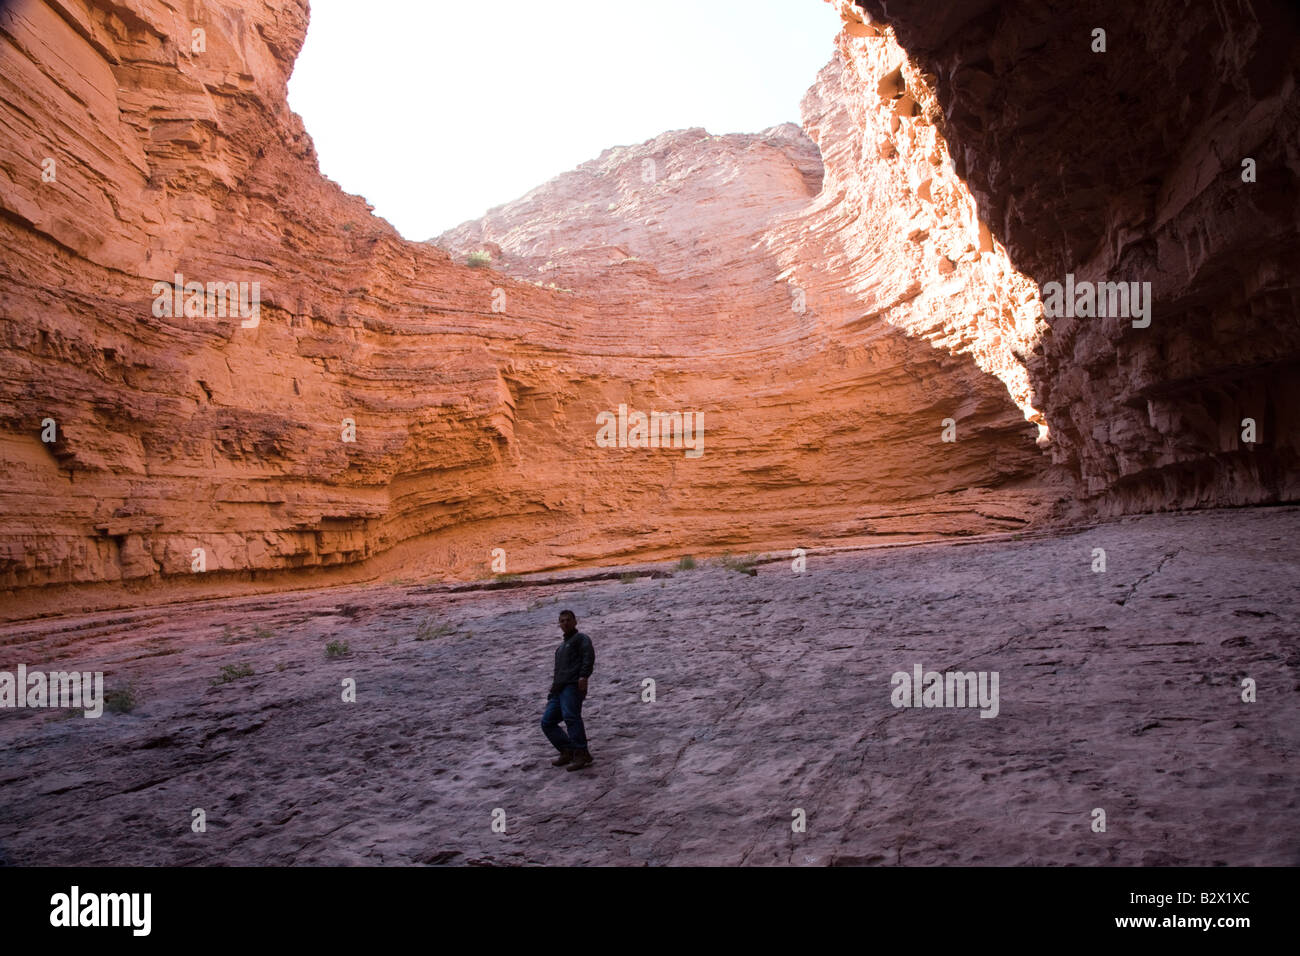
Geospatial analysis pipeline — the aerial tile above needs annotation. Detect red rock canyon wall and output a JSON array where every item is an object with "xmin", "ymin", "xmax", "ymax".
[{"xmin": 2, "ymin": 0, "xmax": 1293, "ymax": 619}]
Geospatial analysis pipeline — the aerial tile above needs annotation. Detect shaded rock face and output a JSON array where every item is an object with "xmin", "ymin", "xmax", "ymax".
[
  {"xmin": 853, "ymin": 0, "xmax": 1300, "ymax": 514},
  {"xmin": 0, "ymin": 0, "xmax": 1059, "ymax": 617}
]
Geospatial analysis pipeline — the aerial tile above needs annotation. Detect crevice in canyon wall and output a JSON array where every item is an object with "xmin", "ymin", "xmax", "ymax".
[
  {"xmin": 13, "ymin": 0, "xmax": 1289, "ymax": 619},
  {"xmin": 851, "ymin": 0, "xmax": 1300, "ymax": 516}
]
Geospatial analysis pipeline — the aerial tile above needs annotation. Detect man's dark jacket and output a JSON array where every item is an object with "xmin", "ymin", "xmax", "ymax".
[{"xmin": 550, "ymin": 630, "xmax": 594, "ymax": 696}]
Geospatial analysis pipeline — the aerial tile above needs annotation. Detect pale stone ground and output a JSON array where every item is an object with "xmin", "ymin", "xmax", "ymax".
[{"xmin": 1, "ymin": 506, "xmax": 1297, "ymax": 866}]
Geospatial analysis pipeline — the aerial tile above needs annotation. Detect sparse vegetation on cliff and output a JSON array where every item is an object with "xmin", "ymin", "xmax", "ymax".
[
  {"xmin": 416, "ymin": 620, "xmax": 453, "ymax": 641},
  {"xmin": 717, "ymin": 552, "xmax": 758, "ymax": 575},
  {"xmin": 104, "ymin": 684, "xmax": 139, "ymax": 714},
  {"xmin": 212, "ymin": 663, "xmax": 254, "ymax": 685}
]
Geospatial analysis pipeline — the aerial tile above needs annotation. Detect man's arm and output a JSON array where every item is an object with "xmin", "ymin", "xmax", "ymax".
[{"xmin": 577, "ymin": 635, "xmax": 594, "ymax": 697}]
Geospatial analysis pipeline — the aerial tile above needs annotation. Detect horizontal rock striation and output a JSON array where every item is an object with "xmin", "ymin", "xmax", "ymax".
[
  {"xmin": 852, "ymin": 0, "xmax": 1300, "ymax": 515},
  {"xmin": 1, "ymin": 0, "xmax": 1068, "ymax": 619}
]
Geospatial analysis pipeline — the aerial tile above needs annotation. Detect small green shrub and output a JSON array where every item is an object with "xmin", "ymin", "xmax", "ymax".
[
  {"xmin": 212, "ymin": 663, "xmax": 254, "ymax": 685},
  {"xmin": 676, "ymin": 556, "xmax": 697, "ymax": 571},
  {"xmin": 104, "ymin": 684, "xmax": 138, "ymax": 714},
  {"xmin": 467, "ymin": 250, "xmax": 492, "ymax": 268},
  {"xmin": 325, "ymin": 640, "xmax": 350, "ymax": 658},
  {"xmin": 417, "ymin": 620, "xmax": 454, "ymax": 641},
  {"xmin": 718, "ymin": 552, "xmax": 758, "ymax": 575}
]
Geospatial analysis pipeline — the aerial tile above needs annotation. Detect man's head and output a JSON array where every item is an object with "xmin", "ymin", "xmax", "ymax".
[{"xmin": 558, "ymin": 609, "xmax": 577, "ymax": 637}]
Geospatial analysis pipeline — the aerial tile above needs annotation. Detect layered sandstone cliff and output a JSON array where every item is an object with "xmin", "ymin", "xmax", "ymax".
[
  {"xmin": 440, "ymin": 29, "xmax": 1049, "ymax": 450},
  {"xmin": 5, "ymin": 0, "xmax": 1291, "ymax": 620},
  {"xmin": 0, "ymin": 0, "xmax": 1057, "ymax": 619}
]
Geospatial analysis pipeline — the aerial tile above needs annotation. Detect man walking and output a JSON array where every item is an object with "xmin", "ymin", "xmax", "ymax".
[{"xmin": 541, "ymin": 609, "xmax": 594, "ymax": 771}]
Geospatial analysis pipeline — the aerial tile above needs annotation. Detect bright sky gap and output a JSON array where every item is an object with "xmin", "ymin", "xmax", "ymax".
[{"xmin": 288, "ymin": 0, "xmax": 844, "ymax": 240}]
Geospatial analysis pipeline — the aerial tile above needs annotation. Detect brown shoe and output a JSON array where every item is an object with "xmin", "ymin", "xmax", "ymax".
[
  {"xmin": 551, "ymin": 749, "xmax": 573, "ymax": 767},
  {"xmin": 566, "ymin": 749, "xmax": 594, "ymax": 771}
]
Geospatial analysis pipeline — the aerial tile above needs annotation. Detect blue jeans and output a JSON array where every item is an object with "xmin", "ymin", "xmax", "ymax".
[{"xmin": 541, "ymin": 683, "xmax": 587, "ymax": 752}]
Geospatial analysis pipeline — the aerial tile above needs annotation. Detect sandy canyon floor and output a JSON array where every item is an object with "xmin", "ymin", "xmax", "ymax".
[{"xmin": 1, "ymin": 506, "xmax": 1297, "ymax": 866}]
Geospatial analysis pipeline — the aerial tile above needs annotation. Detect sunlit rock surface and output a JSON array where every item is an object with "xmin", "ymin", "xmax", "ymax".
[{"xmin": 0, "ymin": 0, "xmax": 1054, "ymax": 619}]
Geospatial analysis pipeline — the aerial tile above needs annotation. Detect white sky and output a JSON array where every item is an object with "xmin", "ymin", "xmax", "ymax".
[{"xmin": 287, "ymin": 0, "xmax": 844, "ymax": 240}]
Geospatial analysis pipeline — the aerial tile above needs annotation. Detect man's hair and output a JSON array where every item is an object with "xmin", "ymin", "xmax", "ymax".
[{"xmin": 559, "ymin": 609, "xmax": 576, "ymax": 619}]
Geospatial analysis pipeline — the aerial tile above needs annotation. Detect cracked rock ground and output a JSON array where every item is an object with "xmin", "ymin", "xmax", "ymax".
[{"xmin": 1, "ymin": 507, "xmax": 1297, "ymax": 865}]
